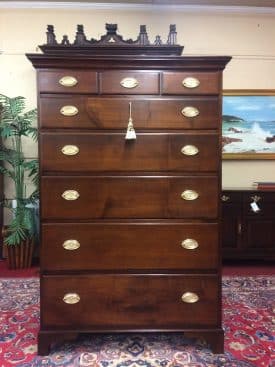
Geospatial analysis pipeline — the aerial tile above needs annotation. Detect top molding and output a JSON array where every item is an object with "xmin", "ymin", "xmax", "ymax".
[
  {"xmin": 39, "ymin": 23, "xmax": 184, "ymax": 56},
  {"xmin": 1, "ymin": 2, "xmax": 275, "ymax": 15}
]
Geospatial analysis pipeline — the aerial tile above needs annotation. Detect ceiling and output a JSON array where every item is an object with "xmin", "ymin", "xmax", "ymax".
[{"xmin": 2, "ymin": 0, "xmax": 275, "ymax": 6}]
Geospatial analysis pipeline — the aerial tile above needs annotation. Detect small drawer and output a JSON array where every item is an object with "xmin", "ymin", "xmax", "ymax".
[
  {"xmin": 38, "ymin": 70, "xmax": 98, "ymax": 93},
  {"xmin": 41, "ymin": 274, "xmax": 219, "ymax": 328},
  {"xmin": 39, "ymin": 96, "xmax": 219, "ymax": 130},
  {"xmin": 41, "ymin": 222, "xmax": 219, "ymax": 271},
  {"xmin": 40, "ymin": 132, "xmax": 219, "ymax": 173},
  {"xmin": 100, "ymin": 71, "xmax": 159, "ymax": 94},
  {"xmin": 40, "ymin": 175, "xmax": 218, "ymax": 220},
  {"xmin": 162, "ymin": 72, "xmax": 221, "ymax": 95}
]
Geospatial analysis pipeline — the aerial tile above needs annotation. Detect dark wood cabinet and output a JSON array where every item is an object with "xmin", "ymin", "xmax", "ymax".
[
  {"xmin": 221, "ymin": 190, "xmax": 275, "ymax": 261},
  {"xmin": 27, "ymin": 50, "xmax": 230, "ymax": 356}
]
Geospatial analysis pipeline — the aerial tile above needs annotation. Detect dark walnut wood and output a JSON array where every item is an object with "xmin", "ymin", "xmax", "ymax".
[
  {"xmin": 221, "ymin": 189, "xmax": 275, "ymax": 261},
  {"xmin": 39, "ymin": 96, "xmax": 220, "ymax": 129},
  {"xmin": 41, "ymin": 222, "xmax": 219, "ymax": 271},
  {"xmin": 41, "ymin": 274, "xmax": 219, "ymax": 328},
  {"xmin": 26, "ymin": 51, "xmax": 231, "ymax": 355},
  {"xmin": 162, "ymin": 71, "xmax": 221, "ymax": 95},
  {"xmin": 41, "ymin": 176, "xmax": 218, "ymax": 219},
  {"xmin": 40, "ymin": 132, "xmax": 219, "ymax": 172}
]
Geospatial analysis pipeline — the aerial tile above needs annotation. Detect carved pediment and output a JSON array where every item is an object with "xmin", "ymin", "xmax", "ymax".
[{"xmin": 39, "ymin": 23, "xmax": 183, "ymax": 56}]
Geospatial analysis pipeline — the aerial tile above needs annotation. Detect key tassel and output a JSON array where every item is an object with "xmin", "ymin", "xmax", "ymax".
[{"xmin": 125, "ymin": 102, "xmax": 136, "ymax": 140}]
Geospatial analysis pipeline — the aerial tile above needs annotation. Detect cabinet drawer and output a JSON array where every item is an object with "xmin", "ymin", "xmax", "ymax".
[
  {"xmin": 40, "ymin": 132, "xmax": 219, "ymax": 173},
  {"xmin": 41, "ymin": 222, "xmax": 218, "ymax": 271},
  {"xmin": 38, "ymin": 70, "xmax": 98, "ymax": 93},
  {"xmin": 41, "ymin": 176, "xmax": 218, "ymax": 219},
  {"xmin": 39, "ymin": 96, "xmax": 219, "ymax": 130},
  {"xmin": 162, "ymin": 71, "xmax": 221, "ymax": 95},
  {"xmin": 41, "ymin": 274, "xmax": 219, "ymax": 328},
  {"xmin": 100, "ymin": 71, "xmax": 159, "ymax": 94}
]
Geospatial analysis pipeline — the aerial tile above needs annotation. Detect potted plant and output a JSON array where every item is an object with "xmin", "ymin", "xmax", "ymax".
[{"xmin": 0, "ymin": 94, "xmax": 39, "ymax": 269}]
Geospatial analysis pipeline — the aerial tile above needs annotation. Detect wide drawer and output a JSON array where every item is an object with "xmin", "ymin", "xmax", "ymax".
[
  {"xmin": 100, "ymin": 71, "xmax": 159, "ymax": 94},
  {"xmin": 40, "ymin": 132, "xmax": 219, "ymax": 173},
  {"xmin": 41, "ymin": 176, "xmax": 218, "ymax": 219},
  {"xmin": 38, "ymin": 70, "xmax": 98, "ymax": 93},
  {"xmin": 41, "ymin": 274, "xmax": 219, "ymax": 328},
  {"xmin": 39, "ymin": 96, "xmax": 220, "ymax": 130},
  {"xmin": 41, "ymin": 222, "xmax": 218, "ymax": 271},
  {"xmin": 162, "ymin": 71, "xmax": 221, "ymax": 95}
]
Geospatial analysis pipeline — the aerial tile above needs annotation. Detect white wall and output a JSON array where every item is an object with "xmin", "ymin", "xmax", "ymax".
[{"xmin": 1, "ymin": 4, "xmax": 275, "ymax": 223}]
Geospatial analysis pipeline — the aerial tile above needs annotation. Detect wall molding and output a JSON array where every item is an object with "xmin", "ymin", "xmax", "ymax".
[{"xmin": 0, "ymin": 1, "xmax": 275, "ymax": 15}]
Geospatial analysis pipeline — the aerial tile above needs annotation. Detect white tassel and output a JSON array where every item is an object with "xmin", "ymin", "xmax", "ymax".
[{"xmin": 125, "ymin": 102, "xmax": 136, "ymax": 140}]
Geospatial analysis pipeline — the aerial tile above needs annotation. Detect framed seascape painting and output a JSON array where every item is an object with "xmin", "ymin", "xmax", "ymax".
[{"xmin": 222, "ymin": 90, "xmax": 275, "ymax": 159}]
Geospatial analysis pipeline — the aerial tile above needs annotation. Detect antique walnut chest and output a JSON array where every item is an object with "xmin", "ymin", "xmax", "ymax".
[{"xmin": 27, "ymin": 25, "xmax": 231, "ymax": 355}]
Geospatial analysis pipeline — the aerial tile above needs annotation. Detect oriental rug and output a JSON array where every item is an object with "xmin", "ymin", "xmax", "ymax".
[{"xmin": 0, "ymin": 276, "xmax": 274, "ymax": 367}]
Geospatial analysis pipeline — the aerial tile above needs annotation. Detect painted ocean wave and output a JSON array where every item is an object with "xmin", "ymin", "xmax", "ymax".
[{"xmin": 222, "ymin": 120, "xmax": 275, "ymax": 153}]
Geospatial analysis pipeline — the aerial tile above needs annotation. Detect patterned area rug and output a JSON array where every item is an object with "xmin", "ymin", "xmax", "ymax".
[{"xmin": 0, "ymin": 276, "xmax": 274, "ymax": 367}]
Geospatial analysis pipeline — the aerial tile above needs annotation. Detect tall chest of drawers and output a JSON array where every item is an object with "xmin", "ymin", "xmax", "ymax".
[{"xmin": 27, "ymin": 52, "xmax": 230, "ymax": 355}]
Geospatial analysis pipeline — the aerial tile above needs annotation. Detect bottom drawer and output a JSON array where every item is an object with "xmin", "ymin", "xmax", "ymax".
[{"xmin": 41, "ymin": 274, "xmax": 219, "ymax": 329}]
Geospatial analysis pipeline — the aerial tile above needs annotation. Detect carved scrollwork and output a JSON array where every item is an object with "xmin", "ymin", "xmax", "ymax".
[{"xmin": 39, "ymin": 23, "xmax": 183, "ymax": 56}]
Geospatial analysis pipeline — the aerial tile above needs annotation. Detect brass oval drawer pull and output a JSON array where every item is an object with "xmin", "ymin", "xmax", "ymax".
[
  {"xmin": 62, "ymin": 239, "xmax": 80, "ymax": 251},
  {"xmin": 60, "ymin": 105, "xmax": 79, "ymax": 116},
  {"xmin": 181, "ymin": 145, "xmax": 199, "ymax": 156},
  {"xmin": 181, "ymin": 292, "xmax": 199, "ymax": 303},
  {"xmin": 181, "ymin": 190, "xmax": 199, "ymax": 201},
  {"xmin": 120, "ymin": 77, "xmax": 139, "ymax": 89},
  {"xmin": 62, "ymin": 190, "xmax": 80, "ymax": 201},
  {"xmin": 182, "ymin": 77, "xmax": 200, "ymax": 89},
  {"xmin": 181, "ymin": 106, "xmax": 200, "ymax": 118},
  {"xmin": 61, "ymin": 145, "xmax": 79, "ymax": 156},
  {"xmin": 59, "ymin": 76, "xmax": 78, "ymax": 87},
  {"xmin": 181, "ymin": 238, "xmax": 199, "ymax": 250},
  {"xmin": 221, "ymin": 195, "xmax": 230, "ymax": 202},
  {"xmin": 63, "ymin": 293, "xmax": 80, "ymax": 304}
]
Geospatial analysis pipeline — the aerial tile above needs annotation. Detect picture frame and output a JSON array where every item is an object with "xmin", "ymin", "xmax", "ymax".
[{"xmin": 222, "ymin": 89, "xmax": 275, "ymax": 160}]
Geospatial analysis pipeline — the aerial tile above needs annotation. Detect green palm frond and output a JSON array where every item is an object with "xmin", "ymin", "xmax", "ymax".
[
  {"xmin": 0, "ymin": 147, "xmax": 23, "ymax": 167},
  {"xmin": 0, "ymin": 93, "xmax": 39, "ymax": 246},
  {"xmin": 0, "ymin": 95, "xmax": 37, "ymax": 138},
  {"xmin": 23, "ymin": 159, "xmax": 39, "ymax": 187},
  {"xmin": 0, "ymin": 166, "xmax": 15, "ymax": 180},
  {"xmin": 4, "ymin": 219, "xmax": 29, "ymax": 245},
  {"xmin": 0, "ymin": 95, "xmax": 25, "ymax": 124}
]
